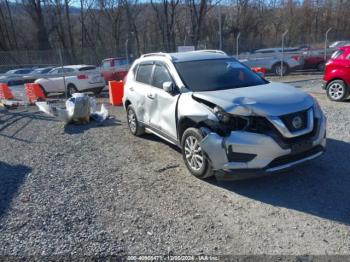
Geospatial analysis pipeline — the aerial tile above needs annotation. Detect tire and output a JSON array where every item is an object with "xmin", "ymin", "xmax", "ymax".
[
  {"xmin": 67, "ymin": 84, "xmax": 78, "ymax": 97},
  {"xmin": 126, "ymin": 105, "xmax": 145, "ymax": 136},
  {"xmin": 93, "ymin": 87, "xmax": 104, "ymax": 96},
  {"xmin": 181, "ymin": 128, "xmax": 214, "ymax": 179},
  {"xmin": 272, "ymin": 63, "xmax": 289, "ymax": 76},
  {"xmin": 316, "ymin": 62, "xmax": 325, "ymax": 72},
  {"xmin": 326, "ymin": 80, "xmax": 349, "ymax": 102}
]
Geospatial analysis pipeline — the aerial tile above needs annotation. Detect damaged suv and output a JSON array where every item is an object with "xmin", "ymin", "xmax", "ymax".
[{"xmin": 123, "ymin": 50, "xmax": 326, "ymax": 179}]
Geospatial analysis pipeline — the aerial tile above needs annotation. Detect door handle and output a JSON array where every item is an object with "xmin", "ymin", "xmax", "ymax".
[{"xmin": 129, "ymin": 87, "xmax": 134, "ymax": 91}]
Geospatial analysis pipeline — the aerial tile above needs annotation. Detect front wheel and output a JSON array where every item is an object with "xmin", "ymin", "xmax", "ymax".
[
  {"xmin": 181, "ymin": 128, "xmax": 214, "ymax": 179},
  {"xmin": 326, "ymin": 80, "xmax": 349, "ymax": 102}
]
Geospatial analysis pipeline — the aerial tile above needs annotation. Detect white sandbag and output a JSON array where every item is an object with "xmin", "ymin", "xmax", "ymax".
[{"xmin": 35, "ymin": 93, "xmax": 109, "ymax": 124}]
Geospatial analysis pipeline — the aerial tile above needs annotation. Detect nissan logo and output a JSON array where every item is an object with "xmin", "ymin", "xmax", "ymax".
[{"xmin": 292, "ymin": 116, "xmax": 303, "ymax": 129}]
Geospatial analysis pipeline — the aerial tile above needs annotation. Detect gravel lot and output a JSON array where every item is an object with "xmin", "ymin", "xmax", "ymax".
[{"xmin": 0, "ymin": 81, "xmax": 350, "ymax": 256}]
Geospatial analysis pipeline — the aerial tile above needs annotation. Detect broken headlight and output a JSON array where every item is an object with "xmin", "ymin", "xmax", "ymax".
[{"xmin": 213, "ymin": 106, "xmax": 231, "ymax": 123}]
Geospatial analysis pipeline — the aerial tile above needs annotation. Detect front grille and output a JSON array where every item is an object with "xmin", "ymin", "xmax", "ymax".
[
  {"xmin": 267, "ymin": 145, "xmax": 323, "ymax": 169},
  {"xmin": 245, "ymin": 116, "xmax": 273, "ymax": 134},
  {"xmin": 280, "ymin": 109, "xmax": 308, "ymax": 132},
  {"xmin": 270, "ymin": 118, "xmax": 318, "ymax": 148}
]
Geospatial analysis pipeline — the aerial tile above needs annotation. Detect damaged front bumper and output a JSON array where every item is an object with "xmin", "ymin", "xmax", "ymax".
[{"xmin": 200, "ymin": 114, "xmax": 326, "ymax": 180}]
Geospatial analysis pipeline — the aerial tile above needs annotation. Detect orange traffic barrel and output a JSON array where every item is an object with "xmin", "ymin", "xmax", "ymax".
[
  {"xmin": 0, "ymin": 83, "xmax": 14, "ymax": 100},
  {"xmin": 24, "ymin": 83, "xmax": 46, "ymax": 104},
  {"xmin": 251, "ymin": 67, "xmax": 266, "ymax": 77},
  {"xmin": 109, "ymin": 80, "xmax": 124, "ymax": 106}
]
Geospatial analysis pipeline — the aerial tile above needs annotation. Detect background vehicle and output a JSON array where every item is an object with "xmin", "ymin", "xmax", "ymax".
[
  {"xmin": 239, "ymin": 48, "xmax": 304, "ymax": 76},
  {"xmin": 0, "ymin": 68, "xmax": 35, "ymax": 86},
  {"xmin": 0, "ymin": 75, "xmax": 25, "ymax": 86},
  {"xmin": 329, "ymin": 41, "xmax": 350, "ymax": 50},
  {"xmin": 322, "ymin": 46, "xmax": 350, "ymax": 101},
  {"xmin": 100, "ymin": 57, "xmax": 130, "ymax": 82},
  {"xmin": 4, "ymin": 68, "xmax": 34, "ymax": 75},
  {"xmin": 29, "ymin": 67, "xmax": 54, "ymax": 75},
  {"xmin": 123, "ymin": 50, "xmax": 326, "ymax": 179},
  {"xmin": 35, "ymin": 65, "xmax": 105, "ymax": 96},
  {"xmin": 301, "ymin": 49, "xmax": 328, "ymax": 71}
]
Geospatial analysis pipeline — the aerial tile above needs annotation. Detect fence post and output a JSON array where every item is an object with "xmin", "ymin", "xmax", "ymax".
[
  {"xmin": 58, "ymin": 48, "xmax": 67, "ymax": 99},
  {"xmin": 281, "ymin": 30, "xmax": 288, "ymax": 78},
  {"xmin": 125, "ymin": 38, "xmax": 129, "ymax": 64},
  {"xmin": 325, "ymin": 28, "xmax": 332, "ymax": 61},
  {"xmin": 236, "ymin": 32, "xmax": 241, "ymax": 58},
  {"xmin": 218, "ymin": 4, "xmax": 222, "ymax": 50}
]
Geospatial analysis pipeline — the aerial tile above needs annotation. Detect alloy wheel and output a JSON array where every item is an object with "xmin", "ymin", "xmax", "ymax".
[
  {"xmin": 128, "ymin": 109, "xmax": 137, "ymax": 133},
  {"xmin": 275, "ymin": 64, "xmax": 287, "ymax": 75},
  {"xmin": 329, "ymin": 83, "xmax": 344, "ymax": 100},
  {"xmin": 184, "ymin": 135, "xmax": 204, "ymax": 171}
]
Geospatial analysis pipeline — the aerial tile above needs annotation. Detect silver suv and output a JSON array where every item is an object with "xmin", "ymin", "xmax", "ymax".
[{"xmin": 123, "ymin": 50, "xmax": 326, "ymax": 179}]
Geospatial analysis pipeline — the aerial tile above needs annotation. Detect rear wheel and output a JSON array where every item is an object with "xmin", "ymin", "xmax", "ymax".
[
  {"xmin": 93, "ymin": 87, "xmax": 104, "ymax": 96},
  {"xmin": 181, "ymin": 128, "xmax": 214, "ymax": 179},
  {"xmin": 67, "ymin": 84, "xmax": 78, "ymax": 97},
  {"xmin": 273, "ymin": 63, "xmax": 289, "ymax": 76},
  {"xmin": 126, "ymin": 105, "xmax": 145, "ymax": 136},
  {"xmin": 316, "ymin": 62, "xmax": 325, "ymax": 72},
  {"xmin": 326, "ymin": 80, "xmax": 349, "ymax": 102}
]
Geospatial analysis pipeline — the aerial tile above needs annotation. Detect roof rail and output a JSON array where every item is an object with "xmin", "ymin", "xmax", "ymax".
[
  {"xmin": 140, "ymin": 52, "xmax": 172, "ymax": 60},
  {"xmin": 194, "ymin": 50, "xmax": 227, "ymax": 55}
]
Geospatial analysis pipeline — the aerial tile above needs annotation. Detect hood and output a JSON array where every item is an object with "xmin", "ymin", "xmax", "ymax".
[{"xmin": 192, "ymin": 82, "xmax": 314, "ymax": 116}]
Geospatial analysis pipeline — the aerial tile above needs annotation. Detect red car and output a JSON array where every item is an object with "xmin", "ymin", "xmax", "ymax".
[
  {"xmin": 322, "ymin": 46, "xmax": 350, "ymax": 101},
  {"xmin": 100, "ymin": 57, "xmax": 130, "ymax": 83},
  {"xmin": 302, "ymin": 49, "xmax": 327, "ymax": 71}
]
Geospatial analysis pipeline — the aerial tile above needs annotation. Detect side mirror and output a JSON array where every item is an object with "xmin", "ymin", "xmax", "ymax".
[{"xmin": 162, "ymin": 81, "xmax": 174, "ymax": 93}]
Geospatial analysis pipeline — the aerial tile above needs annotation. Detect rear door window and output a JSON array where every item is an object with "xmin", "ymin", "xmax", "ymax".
[
  {"xmin": 136, "ymin": 64, "xmax": 153, "ymax": 84},
  {"xmin": 331, "ymin": 50, "xmax": 344, "ymax": 59},
  {"xmin": 49, "ymin": 69, "xmax": 59, "ymax": 74},
  {"xmin": 79, "ymin": 66, "xmax": 96, "ymax": 71},
  {"xmin": 102, "ymin": 61, "xmax": 110, "ymax": 68},
  {"xmin": 17, "ymin": 69, "xmax": 32, "ymax": 74},
  {"xmin": 152, "ymin": 64, "xmax": 172, "ymax": 89},
  {"xmin": 115, "ymin": 59, "xmax": 129, "ymax": 67}
]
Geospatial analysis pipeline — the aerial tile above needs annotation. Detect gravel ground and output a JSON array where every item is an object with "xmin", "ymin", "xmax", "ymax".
[{"xmin": 0, "ymin": 83, "xmax": 350, "ymax": 256}]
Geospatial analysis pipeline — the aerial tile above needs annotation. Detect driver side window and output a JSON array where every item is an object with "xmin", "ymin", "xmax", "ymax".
[{"xmin": 152, "ymin": 64, "xmax": 172, "ymax": 89}]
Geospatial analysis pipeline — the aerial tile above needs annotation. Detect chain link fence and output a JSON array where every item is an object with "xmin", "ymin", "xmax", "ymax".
[{"xmin": 0, "ymin": 48, "xmax": 130, "ymax": 73}]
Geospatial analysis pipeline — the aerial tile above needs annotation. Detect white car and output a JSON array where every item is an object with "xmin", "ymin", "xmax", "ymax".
[{"xmin": 35, "ymin": 65, "xmax": 105, "ymax": 96}]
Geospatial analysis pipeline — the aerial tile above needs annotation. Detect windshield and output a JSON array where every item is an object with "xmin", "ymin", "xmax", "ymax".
[{"xmin": 175, "ymin": 58, "xmax": 268, "ymax": 92}]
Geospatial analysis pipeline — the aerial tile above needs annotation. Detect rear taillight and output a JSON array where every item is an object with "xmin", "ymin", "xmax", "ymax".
[
  {"xmin": 77, "ymin": 74, "xmax": 88, "ymax": 80},
  {"xmin": 292, "ymin": 55, "xmax": 300, "ymax": 61}
]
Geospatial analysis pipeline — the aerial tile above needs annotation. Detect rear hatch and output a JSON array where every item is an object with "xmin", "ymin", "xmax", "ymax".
[{"xmin": 78, "ymin": 66, "xmax": 103, "ymax": 84}]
